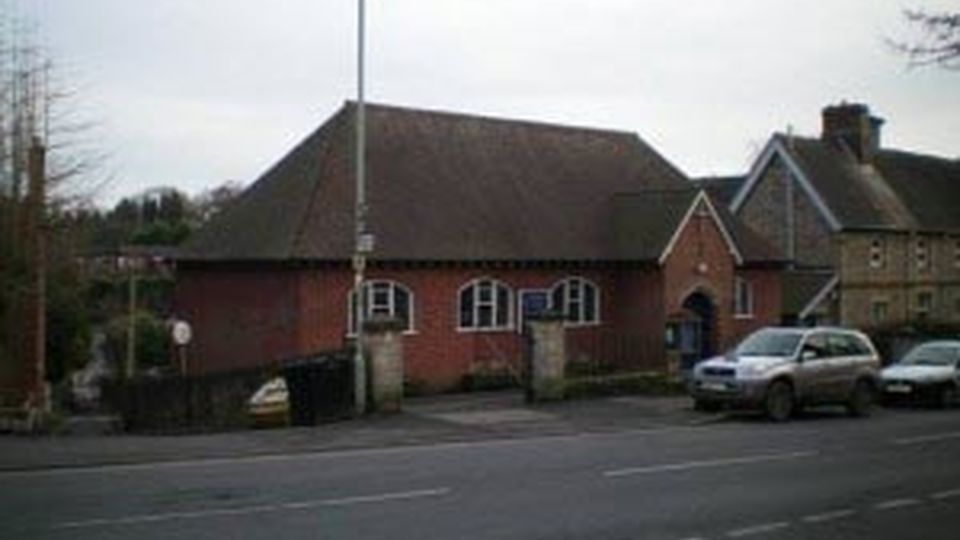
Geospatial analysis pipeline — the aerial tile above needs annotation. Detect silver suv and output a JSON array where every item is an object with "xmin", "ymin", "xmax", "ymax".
[{"xmin": 690, "ymin": 327, "xmax": 881, "ymax": 421}]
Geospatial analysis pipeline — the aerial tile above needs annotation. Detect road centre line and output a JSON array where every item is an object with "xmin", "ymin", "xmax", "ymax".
[
  {"xmin": 930, "ymin": 488, "xmax": 960, "ymax": 500},
  {"xmin": 892, "ymin": 431, "xmax": 960, "ymax": 446},
  {"xmin": 873, "ymin": 498, "xmax": 921, "ymax": 511},
  {"xmin": 801, "ymin": 508, "xmax": 857, "ymax": 523},
  {"xmin": 52, "ymin": 487, "xmax": 451, "ymax": 530},
  {"xmin": 725, "ymin": 521, "xmax": 790, "ymax": 537},
  {"xmin": 1, "ymin": 425, "xmax": 716, "ymax": 479},
  {"xmin": 603, "ymin": 450, "xmax": 818, "ymax": 478}
]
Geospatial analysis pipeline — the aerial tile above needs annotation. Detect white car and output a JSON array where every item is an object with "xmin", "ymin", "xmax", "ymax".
[
  {"xmin": 248, "ymin": 377, "xmax": 290, "ymax": 427},
  {"xmin": 881, "ymin": 341, "xmax": 960, "ymax": 407}
]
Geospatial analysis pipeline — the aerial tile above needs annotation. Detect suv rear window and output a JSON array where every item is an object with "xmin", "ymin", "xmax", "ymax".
[{"xmin": 827, "ymin": 333, "xmax": 872, "ymax": 357}]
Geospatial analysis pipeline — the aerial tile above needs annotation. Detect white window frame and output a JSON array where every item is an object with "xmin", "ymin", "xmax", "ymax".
[
  {"xmin": 870, "ymin": 299, "xmax": 889, "ymax": 326},
  {"xmin": 550, "ymin": 277, "xmax": 600, "ymax": 326},
  {"xmin": 457, "ymin": 278, "xmax": 514, "ymax": 332},
  {"xmin": 347, "ymin": 280, "xmax": 415, "ymax": 336},
  {"xmin": 916, "ymin": 290, "xmax": 934, "ymax": 319},
  {"xmin": 916, "ymin": 237, "xmax": 930, "ymax": 270},
  {"xmin": 869, "ymin": 235, "xmax": 885, "ymax": 269},
  {"xmin": 734, "ymin": 276, "xmax": 754, "ymax": 319}
]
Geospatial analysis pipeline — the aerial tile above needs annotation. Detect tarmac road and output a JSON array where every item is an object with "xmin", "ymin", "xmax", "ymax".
[{"xmin": 2, "ymin": 406, "xmax": 960, "ymax": 539}]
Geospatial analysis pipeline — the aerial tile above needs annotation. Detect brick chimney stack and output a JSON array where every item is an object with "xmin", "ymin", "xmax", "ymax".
[{"xmin": 821, "ymin": 103, "xmax": 884, "ymax": 164}]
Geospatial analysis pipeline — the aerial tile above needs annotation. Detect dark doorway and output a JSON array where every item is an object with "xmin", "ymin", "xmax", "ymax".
[{"xmin": 679, "ymin": 291, "xmax": 716, "ymax": 370}]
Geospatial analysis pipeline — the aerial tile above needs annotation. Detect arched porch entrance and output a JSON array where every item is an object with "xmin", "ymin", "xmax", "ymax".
[{"xmin": 678, "ymin": 290, "xmax": 716, "ymax": 370}]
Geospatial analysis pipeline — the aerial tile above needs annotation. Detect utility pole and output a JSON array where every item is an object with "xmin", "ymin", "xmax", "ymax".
[
  {"xmin": 352, "ymin": 0, "xmax": 370, "ymax": 415},
  {"xmin": 26, "ymin": 136, "xmax": 48, "ymax": 413}
]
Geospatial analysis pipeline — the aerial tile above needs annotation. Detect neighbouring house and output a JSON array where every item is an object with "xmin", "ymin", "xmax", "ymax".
[
  {"xmin": 731, "ymin": 102, "xmax": 960, "ymax": 329},
  {"xmin": 175, "ymin": 102, "xmax": 782, "ymax": 392}
]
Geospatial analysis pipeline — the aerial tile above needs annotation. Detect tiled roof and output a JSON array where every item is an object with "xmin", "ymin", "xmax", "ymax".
[
  {"xmin": 613, "ymin": 190, "xmax": 697, "ymax": 261},
  {"xmin": 180, "ymin": 102, "xmax": 693, "ymax": 262},
  {"xmin": 873, "ymin": 149, "xmax": 960, "ymax": 232},
  {"xmin": 691, "ymin": 176, "xmax": 745, "ymax": 206},
  {"xmin": 779, "ymin": 135, "xmax": 960, "ymax": 233},
  {"xmin": 711, "ymin": 197, "xmax": 784, "ymax": 263},
  {"xmin": 781, "ymin": 270, "xmax": 836, "ymax": 317},
  {"xmin": 614, "ymin": 189, "xmax": 781, "ymax": 263}
]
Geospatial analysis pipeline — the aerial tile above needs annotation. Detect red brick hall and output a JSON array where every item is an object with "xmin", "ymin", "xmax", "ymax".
[{"xmin": 175, "ymin": 103, "xmax": 783, "ymax": 393}]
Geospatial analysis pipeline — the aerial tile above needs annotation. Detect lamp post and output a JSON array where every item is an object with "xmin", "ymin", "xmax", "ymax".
[{"xmin": 353, "ymin": 0, "xmax": 370, "ymax": 415}]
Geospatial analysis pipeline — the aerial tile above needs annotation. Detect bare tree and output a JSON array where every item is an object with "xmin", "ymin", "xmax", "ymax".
[
  {"xmin": 893, "ymin": 9, "xmax": 960, "ymax": 70},
  {"xmin": 1, "ymin": 5, "xmax": 106, "ymax": 405},
  {"xmin": 0, "ymin": 6, "xmax": 108, "ymax": 208}
]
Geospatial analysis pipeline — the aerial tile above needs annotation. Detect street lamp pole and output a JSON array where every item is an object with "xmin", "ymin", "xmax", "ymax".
[{"xmin": 352, "ymin": 0, "xmax": 368, "ymax": 415}]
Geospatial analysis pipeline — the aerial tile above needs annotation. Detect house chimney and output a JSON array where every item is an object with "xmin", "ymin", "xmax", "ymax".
[{"xmin": 821, "ymin": 103, "xmax": 884, "ymax": 164}]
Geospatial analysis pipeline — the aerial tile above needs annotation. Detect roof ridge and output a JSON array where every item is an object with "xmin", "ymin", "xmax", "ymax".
[
  {"xmin": 342, "ymin": 100, "xmax": 638, "ymax": 139},
  {"xmin": 878, "ymin": 146, "xmax": 960, "ymax": 165}
]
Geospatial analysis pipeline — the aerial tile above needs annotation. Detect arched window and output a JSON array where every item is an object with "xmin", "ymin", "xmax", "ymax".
[
  {"xmin": 551, "ymin": 277, "xmax": 599, "ymax": 325},
  {"xmin": 348, "ymin": 280, "xmax": 413, "ymax": 335},
  {"xmin": 458, "ymin": 278, "xmax": 513, "ymax": 331}
]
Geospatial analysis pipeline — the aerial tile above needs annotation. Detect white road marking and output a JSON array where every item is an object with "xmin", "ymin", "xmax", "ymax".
[
  {"xmin": 52, "ymin": 487, "xmax": 451, "ymax": 529},
  {"xmin": 801, "ymin": 508, "xmax": 856, "ymax": 523},
  {"xmin": 603, "ymin": 450, "xmax": 818, "ymax": 478},
  {"xmin": 892, "ymin": 431, "xmax": 960, "ymax": 446},
  {"xmin": 873, "ymin": 498, "xmax": 921, "ymax": 511},
  {"xmin": 930, "ymin": 488, "xmax": 960, "ymax": 500},
  {"xmin": 726, "ymin": 521, "xmax": 790, "ymax": 537}
]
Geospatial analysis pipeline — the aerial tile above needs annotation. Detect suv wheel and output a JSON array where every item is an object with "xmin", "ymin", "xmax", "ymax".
[
  {"xmin": 847, "ymin": 380, "xmax": 875, "ymax": 417},
  {"xmin": 764, "ymin": 380, "xmax": 794, "ymax": 422}
]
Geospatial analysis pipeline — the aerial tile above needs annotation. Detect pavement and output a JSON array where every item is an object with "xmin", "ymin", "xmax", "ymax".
[{"xmin": 0, "ymin": 391, "xmax": 718, "ymax": 472}]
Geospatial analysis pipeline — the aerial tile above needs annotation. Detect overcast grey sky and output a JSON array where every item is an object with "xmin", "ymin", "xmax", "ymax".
[{"xmin": 25, "ymin": 0, "xmax": 960, "ymax": 205}]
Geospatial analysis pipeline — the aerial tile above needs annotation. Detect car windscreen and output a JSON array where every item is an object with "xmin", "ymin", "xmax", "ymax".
[
  {"xmin": 736, "ymin": 330, "xmax": 803, "ymax": 357},
  {"xmin": 901, "ymin": 345, "xmax": 958, "ymax": 366}
]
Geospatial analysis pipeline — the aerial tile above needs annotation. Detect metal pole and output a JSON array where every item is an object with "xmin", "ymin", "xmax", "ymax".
[{"xmin": 352, "ymin": 0, "xmax": 368, "ymax": 415}]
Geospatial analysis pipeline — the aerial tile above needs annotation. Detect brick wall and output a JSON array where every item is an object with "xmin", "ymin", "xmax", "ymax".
[
  {"xmin": 731, "ymin": 269, "xmax": 781, "ymax": 344},
  {"xmin": 174, "ymin": 267, "xmax": 304, "ymax": 375},
  {"xmin": 177, "ymin": 264, "xmax": 659, "ymax": 393},
  {"xmin": 792, "ymin": 181, "xmax": 835, "ymax": 267},
  {"xmin": 176, "ymin": 202, "xmax": 783, "ymax": 391},
  {"xmin": 739, "ymin": 153, "xmax": 835, "ymax": 268},
  {"xmin": 739, "ymin": 157, "xmax": 789, "ymax": 260},
  {"xmin": 661, "ymin": 199, "xmax": 781, "ymax": 352},
  {"xmin": 837, "ymin": 232, "xmax": 960, "ymax": 327}
]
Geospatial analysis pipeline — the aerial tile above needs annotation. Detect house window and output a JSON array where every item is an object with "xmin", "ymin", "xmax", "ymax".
[
  {"xmin": 871, "ymin": 300, "xmax": 889, "ymax": 326},
  {"xmin": 869, "ymin": 236, "xmax": 885, "ymax": 269},
  {"xmin": 916, "ymin": 237, "xmax": 930, "ymax": 270},
  {"xmin": 459, "ymin": 278, "xmax": 513, "ymax": 331},
  {"xmin": 551, "ymin": 277, "xmax": 600, "ymax": 325},
  {"xmin": 916, "ymin": 291, "xmax": 934, "ymax": 321},
  {"xmin": 348, "ymin": 280, "xmax": 413, "ymax": 335},
  {"xmin": 734, "ymin": 277, "xmax": 753, "ymax": 318}
]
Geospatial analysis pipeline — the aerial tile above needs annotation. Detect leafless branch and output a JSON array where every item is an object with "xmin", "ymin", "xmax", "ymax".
[{"xmin": 890, "ymin": 8, "xmax": 960, "ymax": 70}]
